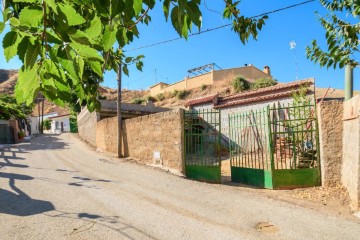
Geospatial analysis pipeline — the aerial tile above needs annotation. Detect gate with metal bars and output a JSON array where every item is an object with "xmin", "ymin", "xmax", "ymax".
[
  {"xmin": 184, "ymin": 109, "xmax": 221, "ymax": 183},
  {"xmin": 0, "ymin": 125, "xmax": 15, "ymax": 144},
  {"xmin": 229, "ymin": 103, "xmax": 320, "ymax": 189}
]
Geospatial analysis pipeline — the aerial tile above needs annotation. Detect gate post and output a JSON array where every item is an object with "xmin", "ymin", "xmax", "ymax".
[
  {"xmin": 267, "ymin": 105, "xmax": 275, "ymax": 188},
  {"xmin": 180, "ymin": 108, "xmax": 186, "ymax": 175}
]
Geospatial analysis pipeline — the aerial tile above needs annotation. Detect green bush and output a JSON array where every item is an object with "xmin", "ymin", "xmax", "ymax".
[
  {"xmin": 42, "ymin": 119, "xmax": 51, "ymax": 130},
  {"xmin": 156, "ymin": 93, "xmax": 165, "ymax": 101},
  {"xmin": 253, "ymin": 77, "xmax": 278, "ymax": 89},
  {"xmin": 231, "ymin": 77, "xmax": 251, "ymax": 93},
  {"xmin": 176, "ymin": 90, "xmax": 191, "ymax": 99},
  {"xmin": 145, "ymin": 95, "xmax": 157, "ymax": 102},
  {"xmin": 131, "ymin": 98, "xmax": 145, "ymax": 104},
  {"xmin": 201, "ymin": 84, "xmax": 207, "ymax": 90}
]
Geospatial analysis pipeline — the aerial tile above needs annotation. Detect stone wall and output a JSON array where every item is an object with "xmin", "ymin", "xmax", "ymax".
[
  {"xmin": 96, "ymin": 109, "xmax": 185, "ymax": 173},
  {"xmin": 317, "ymin": 100, "xmax": 343, "ymax": 187},
  {"xmin": 342, "ymin": 95, "xmax": 360, "ymax": 210},
  {"xmin": 96, "ymin": 117, "xmax": 117, "ymax": 154},
  {"xmin": 77, "ymin": 107, "xmax": 99, "ymax": 147}
]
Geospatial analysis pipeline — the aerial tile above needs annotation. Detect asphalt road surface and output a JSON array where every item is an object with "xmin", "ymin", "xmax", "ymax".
[{"xmin": 1, "ymin": 134, "xmax": 360, "ymax": 240}]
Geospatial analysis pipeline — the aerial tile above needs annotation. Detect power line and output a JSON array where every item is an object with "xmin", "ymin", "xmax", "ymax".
[{"xmin": 125, "ymin": 0, "xmax": 316, "ymax": 52}]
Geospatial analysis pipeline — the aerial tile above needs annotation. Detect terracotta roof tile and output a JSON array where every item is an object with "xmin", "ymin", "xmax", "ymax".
[
  {"xmin": 186, "ymin": 94, "xmax": 218, "ymax": 107},
  {"xmin": 221, "ymin": 78, "xmax": 314, "ymax": 101},
  {"xmin": 214, "ymin": 89, "xmax": 311, "ymax": 109}
]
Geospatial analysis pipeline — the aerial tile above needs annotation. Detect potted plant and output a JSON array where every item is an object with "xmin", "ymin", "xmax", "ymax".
[{"xmin": 18, "ymin": 131, "xmax": 25, "ymax": 140}]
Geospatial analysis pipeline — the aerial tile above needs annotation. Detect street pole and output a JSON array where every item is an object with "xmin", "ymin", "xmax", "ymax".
[
  {"xmin": 117, "ymin": 63, "xmax": 122, "ymax": 158},
  {"xmin": 344, "ymin": 64, "xmax": 353, "ymax": 101}
]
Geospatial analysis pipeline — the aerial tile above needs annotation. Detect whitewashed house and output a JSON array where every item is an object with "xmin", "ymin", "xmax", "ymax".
[
  {"xmin": 49, "ymin": 114, "xmax": 71, "ymax": 134},
  {"xmin": 30, "ymin": 112, "xmax": 58, "ymax": 134}
]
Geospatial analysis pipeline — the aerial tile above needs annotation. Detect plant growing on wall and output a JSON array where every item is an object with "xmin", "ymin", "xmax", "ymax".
[
  {"xmin": 253, "ymin": 77, "xmax": 277, "ymax": 89},
  {"xmin": 231, "ymin": 76, "xmax": 250, "ymax": 93},
  {"xmin": 156, "ymin": 93, "xmax": 165, "ymax": 101},
  {"xmin": 131, "ymin": 98, "xmax": 145, "ymax": 104}
]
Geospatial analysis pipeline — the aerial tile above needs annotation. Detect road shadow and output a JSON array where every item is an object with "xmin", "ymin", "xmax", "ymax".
[
  {"xmin": 0, "ymin": 147, "xmax": 28, "ymax": 171},
  {"xmin": 24, "ymin": 134, "xmax": 69, "ymax": 151},
  {"xmin": 0, "ymin": 172, "xmax": 55, "ymax": 216}
]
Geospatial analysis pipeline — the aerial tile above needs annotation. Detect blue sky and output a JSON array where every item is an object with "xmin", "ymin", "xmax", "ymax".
[{"xmin": 1, "ymin": 0, "xmax": 359, "ymax": 91}]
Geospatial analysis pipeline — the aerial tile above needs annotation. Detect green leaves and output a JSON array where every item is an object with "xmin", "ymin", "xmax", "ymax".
[
  {"xmin": 0, "ymin": 22, "xmax": 4, "ymax": 34},
  {"xmin": 307, "ymin": 1, "xmax": 360, "ymax": 69},
  {"xmin": 169, "ymin": 1, "xmax": 202, "ymax": 38},
  {"xmin": 15, "ymin": 66, "xmax": 40, "ymax": 106},
  {"xmin": 133, "ymin": 0, "xmax": 143, "ymax": 16},
  {"xmin": 58, "ymin": 4, "xmax": 86, "ymax": 26},
  {"xmin": 19, "ymin": 7, "xmax": 43, "ymax": 28},
  {"xmin": 69, "ymin": 42, "xmax": 104, "ymax": 62},
  {"xmin": 3, "ymin": 31, "xmax": 22, "ymax": 62},
  {"xmin": 103, "ymin": 25, "xmax": 117, "ymax": 51}
]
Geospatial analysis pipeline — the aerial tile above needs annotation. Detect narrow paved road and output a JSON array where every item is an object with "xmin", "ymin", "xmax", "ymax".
[{"xmin": 1, "ymin": 134, "xmax": 359, "ymax": 240}]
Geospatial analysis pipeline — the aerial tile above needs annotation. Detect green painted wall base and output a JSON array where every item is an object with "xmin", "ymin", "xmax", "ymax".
[
  {"xmin": 273, "ymin": 169, "xmax": 320, "ymax": 189},
  {"xmin": 231, "ymin": 167, "xmax": 273, "ymax": 189},
  {"xmin": 186, "ymin": 165, "xmax": 221, "ymax": 184}
]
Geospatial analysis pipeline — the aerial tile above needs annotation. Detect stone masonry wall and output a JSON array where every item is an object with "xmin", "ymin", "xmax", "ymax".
[
  {"xmin": 317, "ymin": 100, "xmax": 343, "ymax": 187},
  {"xmin": 96, "ymin": 109, "xmax": 184, "ymax": 173},
  {"xmin": 96, "ymin": 117, "xmax": 117, "ymax": 154},
  {"xmin": 77, "ymin": 107, "xmax": 99, "ymax": 147},
  {"xmin": 342, "ymin": 95, "xmax": 360, "ymax": 210}
]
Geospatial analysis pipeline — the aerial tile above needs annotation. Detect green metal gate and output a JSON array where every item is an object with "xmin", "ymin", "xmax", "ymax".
[
  {"xmin": 184, "ymin": 109, "xmax": 221, "ymax": 183},
  {"xmin": 0, "ymin": 125, "xmax": 15, "ymax": 144},
  {"xmin": 229, "ymin": 108, "xmax": 273, "ymax": 188},
  {"xmin": 229, "ymin": 103, "xmax": 320, "ymax": 189}
]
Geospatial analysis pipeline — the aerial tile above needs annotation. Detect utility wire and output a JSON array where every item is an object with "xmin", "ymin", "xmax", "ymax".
[{"xmin": 125, "ymin": 0, "xmax": 316, "ymax": 52}]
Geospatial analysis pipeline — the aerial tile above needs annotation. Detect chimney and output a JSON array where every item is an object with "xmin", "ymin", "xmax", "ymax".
[{"xmin": 263, "ymin": 65, "xmax": 271, "ymax": 75}]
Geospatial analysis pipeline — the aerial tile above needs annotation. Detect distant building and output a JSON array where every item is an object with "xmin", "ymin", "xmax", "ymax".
[
  {"xmin": 149, "ymin": 64, "xmax": 272, "ymax": 96},
  {"xmin": 30, "ymin": 112, "xmax": 58, "ymax": 134},
  {"xmin": 49, "ymin": 114, "xmax": 71, "ymax": 134}
]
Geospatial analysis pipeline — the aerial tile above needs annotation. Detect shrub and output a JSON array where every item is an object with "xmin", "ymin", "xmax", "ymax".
[
  {"xmin": 201, "ymin": 84, "xmax": 207, "ymax": 90},
  {"xmin": 172, "ymin": 90, "xmax": 179, "ymax": 98},
  {"xmin": 176, "ymin": 90, "xmax": 191, "ymax": 99},
  {"xmin": 131, "ymin": 98, "xmax": 145, "ymax": 104},
  {"xmin": 145, "ymin": 95, "xmax": 157, "ymax": 102},
  {"xmin": 42, "ymin": 119, "xmax": 51, "ymax": 130},
  {"xmin": 253, "ymin": 77, "xmax": 278, "ymax": 89},
  {"xmin": 156, "ymin": 93, "xmax": 165, "ymax": 101},
  {"xmin": 231, "ymin": 76, "xmax": 251, "ymax": 93}
]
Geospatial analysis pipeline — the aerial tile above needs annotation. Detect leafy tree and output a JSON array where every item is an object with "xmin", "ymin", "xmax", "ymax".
[
  {"xmin": 0, "ymin": 94, "xmax": 33, "ymax": 120},
  {"xmin": 231, "ymin": 76, "xmax": 250, "ymax": 92},
  {"xmin": 306, "ymin": 0, "xmax": 360, "ymax": 68},
  {"xmin": 253, "ymin": 77, "xmax": 277, "ymax": 89},
  {"xmin": 0, "ymin": 0, "xmax": 267, "ymax": 111}
]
